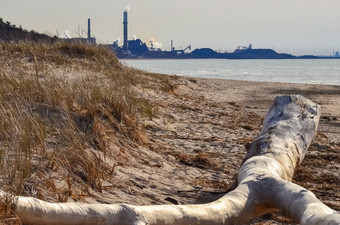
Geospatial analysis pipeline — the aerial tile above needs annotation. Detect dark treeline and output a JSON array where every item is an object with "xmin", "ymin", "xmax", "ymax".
[{"xmin": 0, "ymin": 18, "xmax": 58, "ymax": 42}]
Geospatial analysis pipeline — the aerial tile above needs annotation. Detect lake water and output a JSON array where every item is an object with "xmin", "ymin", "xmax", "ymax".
[{"xmin": 121, "ymin": 59, "xmax": 340, "ymax": 86}]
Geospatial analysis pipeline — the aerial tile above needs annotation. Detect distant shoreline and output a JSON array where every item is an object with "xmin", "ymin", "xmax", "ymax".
[
  {"xmin": 114, "ymin": 43, "xmax": 340, "ymax": 60},
  {"xmin": 122, "ymin": 56, "xmax": 340, "ymax": 60},
  {"xmin": 121, "ymin": 58, "xmax": 340, "ymax": 86}
]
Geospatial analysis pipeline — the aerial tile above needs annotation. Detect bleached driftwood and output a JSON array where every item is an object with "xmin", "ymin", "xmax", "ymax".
[{"xmin": 2, "ymin": 95, "xmax": 340, "ymax": 225}]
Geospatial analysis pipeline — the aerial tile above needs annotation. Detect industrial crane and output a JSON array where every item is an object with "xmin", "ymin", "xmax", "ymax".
[
  {"xmin": 181, "ymin": 45, "xmax": 191, "ymax": 52},
  {"xmin": 172, "ymin": 44, "xmax": 191, "ymax": 54}
]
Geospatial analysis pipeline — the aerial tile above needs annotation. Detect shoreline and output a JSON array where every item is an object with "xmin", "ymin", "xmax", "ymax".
[{"xmin": 121, "ymin": 58, "xmax": 340, "ymax": 86}]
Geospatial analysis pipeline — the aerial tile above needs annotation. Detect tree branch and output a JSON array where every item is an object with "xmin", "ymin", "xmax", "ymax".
[{"xmin": 2, "ymin": 95, "xmax": 339, "ymax": 225}]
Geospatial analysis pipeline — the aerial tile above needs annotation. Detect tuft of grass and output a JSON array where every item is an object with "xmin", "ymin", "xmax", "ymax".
[{"xmin": 0, "ymin": 41, "xmax": 170, "ymax": 211}]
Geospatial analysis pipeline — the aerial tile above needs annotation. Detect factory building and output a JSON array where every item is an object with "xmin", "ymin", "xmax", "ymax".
[
  {"xmin": 112, "ymin": 10, "xmax": 150, "ymax": 57},
  {"xmin": 64, "ymin": 18, "xmax": 96, "ymax": 44},
  {"xmin": 111, "ymin": 10, "xmax": 191, "ymax": 58},
  {"xmin": 110, "ymin": 9, "xmax": 294, "ymax": 59}
]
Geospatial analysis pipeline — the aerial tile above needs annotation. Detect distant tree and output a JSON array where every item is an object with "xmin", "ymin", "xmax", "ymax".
[{"xmin": 0, "ymin": 18, "xmax": 59, "ymax": 42}]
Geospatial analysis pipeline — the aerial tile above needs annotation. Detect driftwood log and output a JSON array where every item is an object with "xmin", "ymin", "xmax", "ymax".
[{"xmin": 2, "ymin": 95, "xmax": 340, "ymax": 225}]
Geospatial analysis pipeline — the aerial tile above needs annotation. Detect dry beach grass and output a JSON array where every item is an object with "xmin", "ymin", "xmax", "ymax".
[
  {"xmin": 0, "ymin": 41, "xmax": 172, "ymax": 221},
  {"xmin": 0, "ymin": 42, "xmax": 339, "ymax": 224}
]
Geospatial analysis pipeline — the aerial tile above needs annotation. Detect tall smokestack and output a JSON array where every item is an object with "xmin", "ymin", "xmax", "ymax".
[
  {"xmin": 88, "ymin": 18, "xmax": 91, "ymax": 40},
  {"xmin": 123, "ymin": 11, "xmax": 128, "ymax": 51},
  {"xmin": 123, "ymin": 10, "xmax": 128, "ymax": 51}
]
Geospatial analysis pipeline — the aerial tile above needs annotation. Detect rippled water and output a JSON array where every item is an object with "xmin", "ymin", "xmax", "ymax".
[{"xmin": 121, "ymin": 59, "xmax": 340, "ymax": 86}]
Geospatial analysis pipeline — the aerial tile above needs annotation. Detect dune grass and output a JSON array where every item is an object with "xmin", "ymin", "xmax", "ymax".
[{"xmin": 0, "ymin": 41, "xmax": 171, "ymax": 214}]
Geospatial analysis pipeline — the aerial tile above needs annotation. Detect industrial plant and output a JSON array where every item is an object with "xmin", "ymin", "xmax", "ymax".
[
  {"xmin": 108, "ymin": 9, "xmax": 298, "ymax": 59},
  {"xmin": 71, "ymin": 9, "xmax": 338, "ymax": 59},
  {"xmin": 109, "ymin": 9, "xmax": 193, "ymax": 58},
  {"xmin": 65, "ymin": 18, "xmax": 96, "ymax": 44}
]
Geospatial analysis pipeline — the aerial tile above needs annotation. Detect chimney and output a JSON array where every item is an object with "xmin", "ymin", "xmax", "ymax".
[
  {"xmin": 88, "ymin": 18, "xmax": 91, "ymax": 40},
  {"xmin": 123, "ymin": 11, "xmax": 128, "ymax": 51}
]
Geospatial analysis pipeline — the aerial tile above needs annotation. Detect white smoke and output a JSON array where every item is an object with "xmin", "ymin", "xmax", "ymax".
[
  {"xmin": 124, "ymin": 5, "xmax": 130, "ymax": 12},
  {"xmin": 149, "ymin": 38, "xmax": 162, "ymax": 49},
  {"xmin": 61, "ymin": 30, "xmax": 71, "ymax": 39},
  {"xmin": 132, "ymin": 35, "xmax": 137, "ymax": 41}
]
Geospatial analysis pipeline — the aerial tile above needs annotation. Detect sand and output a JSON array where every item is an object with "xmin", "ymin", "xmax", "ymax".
[{"xmin": 87, "ymin": 76, "xmax": 340, "ymax": 224}]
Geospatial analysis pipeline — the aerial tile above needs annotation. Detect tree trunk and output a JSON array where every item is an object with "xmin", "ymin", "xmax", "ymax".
[{"xmin": 3, "ymin": 95, "xmax": 340, "ymax": 225}]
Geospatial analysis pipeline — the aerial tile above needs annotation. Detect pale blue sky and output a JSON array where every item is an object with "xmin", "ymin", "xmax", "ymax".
[{"xmin": 1, "ymin": 0, "xmax": 340, "ymax": 55}]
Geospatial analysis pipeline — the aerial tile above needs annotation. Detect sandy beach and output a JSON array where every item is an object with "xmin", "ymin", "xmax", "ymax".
[
  {"xmin": 85, "ymin": 76, "xmax": 339, "ymax": 224},
  {"xmin": 1, "ymin": 42, "xmax": 339, "ymax": 224}
]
